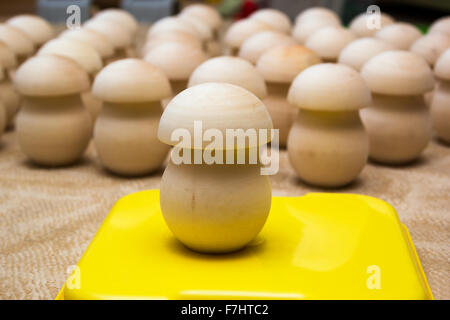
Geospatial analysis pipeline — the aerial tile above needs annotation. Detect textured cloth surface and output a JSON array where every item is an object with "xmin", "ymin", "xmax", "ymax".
[{"xmin": 0, "ymin": 131, "xmax": 449, "ymax": 300}]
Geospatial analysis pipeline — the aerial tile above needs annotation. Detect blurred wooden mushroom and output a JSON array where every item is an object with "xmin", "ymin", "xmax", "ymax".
[
  {"xmin": 287, "ymin": 64, "xmax": 370, "ymax": 187},
  {"xmin": 13, "ymin": 55, "xmax": 91, "ymax": 166},
  {"xmin": 257, "ymin": 44, "xmax": 321, "ymax": 147},
  {"xmin": 92, "ymin": 59, "xmax": 172, "ymax": 176},
  {"xmin": 361, "ymin": 51, "xmax": 434, "ymax": 164}
]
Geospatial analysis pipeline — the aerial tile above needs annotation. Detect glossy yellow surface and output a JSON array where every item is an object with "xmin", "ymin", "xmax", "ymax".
[{"xmin": 58, "ymin": 190, "xmax": 432, "ymax": 300}]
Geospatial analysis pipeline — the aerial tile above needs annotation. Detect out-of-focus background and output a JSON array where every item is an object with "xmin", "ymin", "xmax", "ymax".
[{"xmin": 1, "ymin": 0, "xmax": 450, "ymax": 25}]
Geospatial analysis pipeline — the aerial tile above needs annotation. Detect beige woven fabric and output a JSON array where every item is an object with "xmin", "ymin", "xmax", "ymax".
[{"xmin": 0, "ymin": 131, "xmax": 449, "ymax": 300}]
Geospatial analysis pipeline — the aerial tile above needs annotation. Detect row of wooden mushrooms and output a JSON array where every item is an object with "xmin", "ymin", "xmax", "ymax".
[{"xmin": 1, "ymin": 6, "xmax": 449, "ymax": 187}]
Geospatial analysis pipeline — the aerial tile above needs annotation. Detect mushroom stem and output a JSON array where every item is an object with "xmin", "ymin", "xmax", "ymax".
[
  {"xmin": 162, "ymin": 80, "xmax": 188, "ymax": 108},
  {"xmin": 206, "ymin": 39, "xmax": 221, "ymax": 56},
  {"xmin": 16, "ymin": 94, "xmax": 92, "ymax": 166},
  {"xmin": 226, "ymin": 46, "xmax": 239, "ymax": 56},
  {"xmin": 106, "ymin": 48, "xmax": 129, "ymax": 64},
  {"xmin": 94, "ymin": 101, "xmax": 169, "ymax": 176},
  {"xmin": 81, "ymin": 91, "xmax": 102, "ymax": 122},
  {"xmin": 0, "ymin": 74, "xmax": 20, "ymax": 127},
  {"xmin": 288, "ymin": 109, "xmax": 368, "ymax": 187},
  {"xmin": 160, "ymin": 159, "xmax": 272, "ymax": 253},
  {"xmin": 0, "ymin": 102, "xmax": 5, "ymax": 135},
  {"xmin": 263, "ymin": 82, "xmax": 297, "ymax": 148},
  {"xmin": 361, "ymin": 93, "xmax": 431, "ymax": 164},
  {"xmin": 430, "ymin": 80, "xmax": 450, "ymax": 143}
]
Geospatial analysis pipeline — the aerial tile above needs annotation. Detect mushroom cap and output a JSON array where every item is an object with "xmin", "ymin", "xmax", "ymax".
[
  {"xmin": 178, "ymin": 14, "xmax": 213, "ymax": 41},
  {"xmin": 288, "ymin": 63, "xmax": 371, "ymax": 111},
  {"xmin": 84, "ymin": 18, "xmax": 131, "ymax": 49},
  {"xmin": 0, "ymin": 41, "xmax": 17, "ymax": 70},
  {"xmin": 429, "ymin": 16, "xmax": 450, "ymax": 36},
  {"xmin": 148, "ymin": 17, "xmax": 201, "ymax": 40},
  {"xmin": 188, "ymin": 56, "xmax": 267, "ymax": 99},
  {"xmin": 92, "ymin": 58, "xmax": 171, "ymax": 103},
  {"xmin": 338, "ymin": 37, "xmax": 395, "ymax": 71},
  {"xmin": 38, "ymin": 38, "xmax": 103, "ymax": 75},
  {"xmin": 295, "ymin": 7, "xmax": 340, "ymax": 25},
  {"xmin": 410, "ymin": 33, "xmax": 450, "ymax": 66},
  {"xmin": 143, "ymin": 31, "xmax": 202, "ymax": 55},
  {"xmin": 95, "ymin": 9, "xmax": 138, "ymax": 34},
  {"xmin": 292, "ymin": 13, "xmax": 341, "ymax": 43},
  {"xmin": 14, "ymin": 55, "xmax": 89, "ymax": 96},
  {"xmin": 181, "ymin": 4, "xmax": 222, "ymax": 30},
  {"xmin": 361, "ymin": 50, "xmax": 434, "ymax": 96},
  {"xmin": 375, "ymin": 22, "xmax": 422, "ymax": 50},
  {"xmin": 144, "ymin": 42, "xmax": 207, "ymax": 81},
  {"xmin": 434, "ymin": 48, "xmax": 450, "ymax": 80},
  {"xmin": 224, "ymin": 19, "xmax": 272, "ymax": 49},
  {"xmin": 349, "ymin": 12, "xmax": 394, "ymax": 37},
  {"xmin": 250, "ymin": 9, "xmax": 291, "ymax": 34},
  {"xmin": 59, "ymin": 28, "xmax": 114, "ymax": 59},
  {"xmin": 257, "ymin": 44, "xmax": 321, "ymax": 83},
  {"xmin": 158, "ymin": 82, "xmax": 273, "ymax": 149},
  {"xmin": 6, "ymin": 14, "xmax": 53, "ymax": 46},
  {"xmin": 0, "ymin": 24, "xmax": 34, "ymax": 57},
  {"xmin": 238, "ymin": 30, "xmax": 296, "ymax": 64},
  {"xmin": 305, "ymin": 26, "xmax": 356, "ymax": 61}
]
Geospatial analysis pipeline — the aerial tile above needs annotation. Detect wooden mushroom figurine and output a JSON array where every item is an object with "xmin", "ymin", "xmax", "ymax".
[
  {"xmin": 84, "ymin": 18, "xmax": 132, "ymax": 62},
  {"xmin": 92, "ymin": 59, "xmax": 172, "ymax": 176},
  {"xmin": 429, "ymin": 16, "xmax": 450, "ymax": 36},
  {"xmin": 257, "ymin": 44, "xmax": 321, "ymax": 147},
  {"xmin": 292, "ymin": 8, "xmax": 340, "ymax": 44},
  {"xmin": 0, "ymin": 41, "xmax": 19, "ymax": 127},
  {"xmin": 180, "ymin": 4, "xmax": 222, "ymax": 35},
  {"xmin": 179, "ymin": 4, "xmax": 222, "ymax": 55},
  {"xmin": 158, "ymin": 83, "xmax": 273, "ymax": 253},
  {"xmin": 144, "ymin": 42, "xmax": 207, "ymax": 106},
  {"xmin": 305, "ymin": 26, "xmax": 356, "ymax": 62},
  {"xmin": 410, "ymin": 33, "xmax": 450, "ymax": 106},
  {"xmin": 338, "ymin": 37, "xmax": 395, "ymax": 71},
  {"xmin": 6, "ymin": 15, "xmax": 54, "ymax": 50},
  {"xmin": 295, "ymin": 7, "xmax": 340, "ymax": 26},
  {"xmin": 287, "ymin": 63, "xmax": 370, "ymax": 187},
  {"xmin": 0, "ymin": 24, "xmax": 34, "ymax": 66},
  {"xmin": 430, "ymin": 48, "xmax": 450, "ymax": 143},
  {"xmin": 188, "ymin": 56, "xmax": 266, "ymax": 100},
  {"xmin": 249, "ymin": 9, "xmax": 292, "ymax": 34},
  {"xmin": 142, "ymin": 30, "xmax": 202, "ymax": 57},
  {"xmin": 349, "ymin": 12, "xmax": 394, "ymax": 37},
  {"xmin": 13, "ymin": 55, "xmax": 91, "ymax": 166},
  {"xmin": 361, "ymin": 51, "xmax": 434, "ymax": 164},
  {"xmin": 224, "ymin": 19, "xmax": 272, "ymax": 56},
  {"xmin": 147, "ymin": 17, "xmax": 202, "ymax": 44},
  {"xmin": 238, "ymin": 30, "xmax": 296, "ymax": 65},
  {"xmin": 374, "ymin": 23, "xmax": 422, "ymax": 50},
  {"xmin": 94, "ymin": 9, "xmax": 138, "ymax": 38},
  {"xmin": 410, "ymin": 33, "xmax": 450, "ymax": 67},
  {"xmin": 59, "ymin": 28, "xmax": 114, "ymax": 65},
  {"xmin": 178, "ymin": 14, "xmax": 214, "ymax": 56},
  {"xmin": 38, "ymin": 38, "xmax": 103, "ymax": 121},
  {"xmin": 0, "ymin": 65, "xmax": 6, "ymax": 137}
]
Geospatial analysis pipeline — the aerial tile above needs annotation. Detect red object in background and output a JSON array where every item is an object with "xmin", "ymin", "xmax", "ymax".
[{"xmin": 235, "ymin": 0, "xmax": 259, "ymax": 20}]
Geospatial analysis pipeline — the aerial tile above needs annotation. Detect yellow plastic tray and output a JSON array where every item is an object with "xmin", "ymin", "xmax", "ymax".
[{"xmin": 57, "ymin": 190, "xmax": 433, "ymax": 300}]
